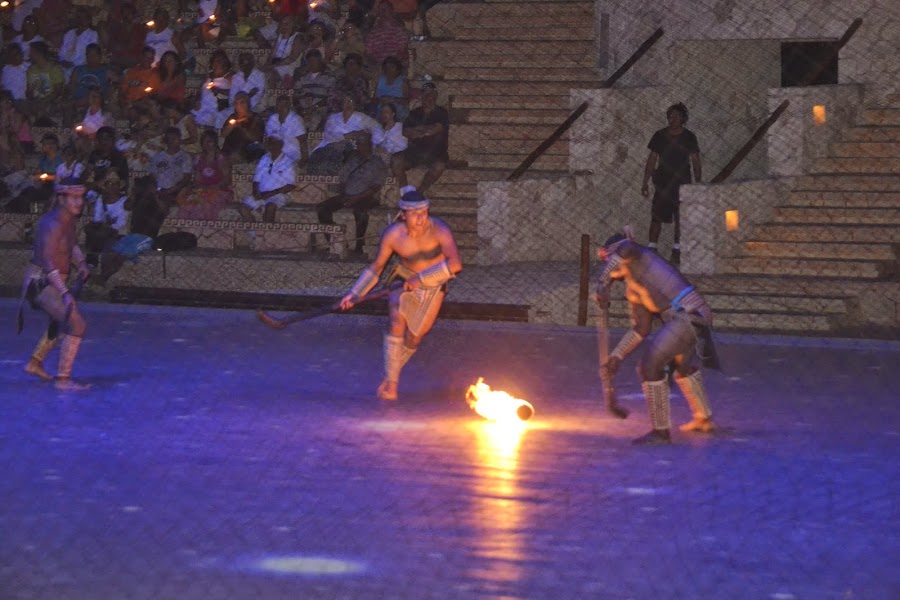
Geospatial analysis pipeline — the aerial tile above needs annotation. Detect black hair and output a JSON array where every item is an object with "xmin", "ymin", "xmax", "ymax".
[{"xmin": 667, "ymin": 103, "xmax": 688, "ymax": 123}]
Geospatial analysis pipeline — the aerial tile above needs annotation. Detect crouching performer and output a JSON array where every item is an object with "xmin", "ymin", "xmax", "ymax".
[
  {"xmin": 596, "ymin": 230, "xmax": 720, "ymax": 445},
  {"xmin": 339, "ymin": 187, "xmax": 463, "ymax": 401},
  {"xmin": 18, "ymin": 183, "xmax": 92, "ymax": 391}
]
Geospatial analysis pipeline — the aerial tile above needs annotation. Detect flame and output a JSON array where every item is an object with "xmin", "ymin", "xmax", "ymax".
[
  {"xmin": 0, "ymin": 1, "xmax": 10, "ymax": 8},
  {"xmin": 466, "ymin": 378, "xmax": 534, "ymax": 424},
  {"xmin": 75, "ymin": 125, "xmax": 84, "ymax": 131},
  {"xmin": 39, "ymin": 173, "xmax": 49, "ymax": 180},
  {"xmin": 146, "ymin": 20, "xmax": 155, "ymax": 27},
  {"xmin": 144, "ymin": 86, "xmax": 153, "ymax": 93},
  {"xmin": 209, "ymin": 14, "xmax": 216, "ymax": 21},
  {"xmin": 228, "ymin": 118, "xmax": 237, "ymax": 125},
  {"xmin": 206, "ymin": 82, "xmax": 215, "ymax": 89}
]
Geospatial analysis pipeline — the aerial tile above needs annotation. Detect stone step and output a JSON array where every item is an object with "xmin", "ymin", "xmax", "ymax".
[
  {"xmin": 443, "ymin": 67, "xmax": 600, "ymax": 83},
  {"xmin": 718, "ymin": 257, "xmax": 889, "ymax": 279},
  {"xmin": 772, "ymin": 206, "xmax": 900, "ymax": 225},
  {"xmin": 794, "ymin": 174, "xmax": 900, "ymax": 192},
  {"xmin": 787, "ymin": 190, "xmax": 900, "ymax": 208},
  {"xmin": 449, "ymin": 122, "xmax": 567, "ymax": 141},
  {"xmin": 467, "ymin": 153, "xmax": 569, "ymax": 171},
  {"xmin": 814, "ymin": 157, "xmax": 900, "ymax": 174},
  {"xmin": 465, "ymin": 109, "xmax": 573, "ymax": 125},
  {"xmin": 429, "ymin": 1, "xmax": 594, "ymax": 20},
  {"xmin": 450, "ymin": 27, "xmax": 595, "ymax": 41},
  {"xmin": 442, "ymin": 80, "xmax": 592, "ymax": 96},
  {"xmin": 742, "ymin": 241, "xmax": 898, "ymax": 261},
  {"xmin": 444, "ymin": 55, "xmax": 597, "ymax": 69},
  {"xmin": 436, "ymin": 168, "xmax": 508, "ymax": 184},
  {"xmin": 841, "ymin": 126, "xmax": 900, "ymax": 142},
  {"xmin": 829, "ymin": 141, "xmax": 900, "ymax": 158},
  {"xmin": 416, "ymin": 39, "xmax": 597, "ymax": 58},
  {"xmin": 860, "ymin": 108, "xmax": 900, "ymax": 126},
  {"xmin": 454, "ymin": 137, "xmax": 569, "ymax": 156},
  {"xmin": 752, "ymin": 224, "xmax": 899, "ymax": 243},
  {"xmin": 451, "ymin": 95, "xmax": 570, "ymax": 110}
]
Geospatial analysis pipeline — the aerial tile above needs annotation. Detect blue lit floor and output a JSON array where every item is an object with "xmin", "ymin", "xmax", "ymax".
[{"xmin": 1, "ymin": 299, "xmax": 897, "ymax": 599}]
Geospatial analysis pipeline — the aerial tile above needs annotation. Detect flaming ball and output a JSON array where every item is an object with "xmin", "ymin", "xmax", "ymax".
[{"xmin": 466, "ymin": 378, "xmax": 534, "ymax": 423}]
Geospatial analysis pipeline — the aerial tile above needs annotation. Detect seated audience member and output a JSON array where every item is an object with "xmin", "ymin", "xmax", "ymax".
[
  {"xmin": 345, "ymin": 0, "xmax": 375, "ymax": 30},
  {"xmin": 56, "ymin": 143, "xmax": 86, "ymax": 185},
  {"xmin": 160, "ymin": 100, "xmax": 200, "ymax": 153},
  {"xmin": 155, "ymin": 51, "xmax": 187, "ymax": 106},
  {"xmin": 364, "ymin": 3, "xmax": 409, "ymax": 71},
  {"xmin": 294, "ymin": 49, "xmax": 335, "ymax": 132},
  {"xmin": 194, "ymin": 0, "xmax": 222, "ymax": 47},
  {"xmin": 151, "ymin": 127, "xmax": 193, "ymax": 208},
  {"xmin": 316, "ymin": 130, "xmax": 386, "ymax": 255},
  {"xmin": 1, "ymin": 44, "xmax": 29, "ymax": 105},
  {"xmin": 14, "ymin": 15, "xmax": 45, "ymax": 57},
  {"xmin": 221, "ymin": 91, "xmax": 265, "ymax": 163},
  {"xmin": 26, "ymin": 42, "xmax": 65, "ymax": 126},
  {"xmin": 119, "ymin": 111, "xmax": 164, "ymax": 171},
  {"xmin": 0, "ymin": 91, "xmax": 32, "ymax": 161},
  {"xmin": 66, "ymin": 44, "xmax": 114, "ymax": 125},
  {"xmin": 194, "ymin": 52, "xmax": 233, "ymax": 129},
  {"xmin": 179, "ymin": 129, "xmax": 232, "ymax": 221},
  {"xmin": 398, "ymin": 81, "xmax": 448, "ymax": 194},
  {"xmin": 85, "ymin": 126, "xmax": 129, "ymax": 198},
  {"xmin": 253, "ymin": 3, "xmax": 282, "ymax": 49},
  {"xmin": 373, "ymin": 102, "xmax": 407, "ymax": 177},
  {"xmin": 74, "ymin": 86, "xmax": 114, "ymax": 151},
  {"xmin": 332, "ymin": 21, "xmax": 363, "ymax": 69},
  {"xmin": 144, "ymin": 8, "xmax": 185, "ymax": 68},
  {"xmin": 264, "ymin": 16, "xmax": 304, "ymax": 89},
  {"xmin": 374, "ymin": 55, "xmax": 409, "ymax": 121},
  {"xmin": 85, "ymin": 170, "xmax": 129, "ymax": 264},
  {"xmin": 104, "ymin": 2, "xmax": 146, "ymax": 71},
  {"xmin": 58, "ymin": 8, "xmax": 99, "ymax": 75},
  {"xmin": 327, "ymin": 53, "xmax": 370, "ymax": 114},
  {"xmin": 306, "ymin": 21, "xmax": 336, "ymax": 66},
  {"xmin": 229, "ymin": 53, "xmax": 267, "ymax": 114},
  {"xmin": 239, "ymin": 133, "xmax": 297, "ymax": 226},
  {"xmin": 10, "ymin": 0, "xmax": 42, "ymax": 34},
  {"xmin": 120, "ymin": 46, "xmax": 162, "ymax": 120},
  {"xmin": 37, "ymin": 133, "xmax": 63, "ymax": 180},
  {"xmin": 266, "ymin": 94, "xmax": 308, "ymax": 166},
  {"xmin": 307, "ymin": 94, "xmax": 378, "ymax": 175}
]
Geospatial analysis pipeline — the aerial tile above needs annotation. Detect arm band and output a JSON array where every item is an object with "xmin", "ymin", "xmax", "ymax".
[
  {"xmin": 46, "ymin": 270, "xmax": 70, "ymax": 295},
  {"xmin": 598, "ymin": 254, "xmax": 624, "ymax": 290},
  {"xmin": 349, "ymin": 267, "xmax": 378, "ymax": 298},
  {"xmin": 416, "ymin": 260, "xmax": 454, "ymax": 287},
  {"xmin": 610, "ymin": 329, "xmax": 644, "ymax": 361}
]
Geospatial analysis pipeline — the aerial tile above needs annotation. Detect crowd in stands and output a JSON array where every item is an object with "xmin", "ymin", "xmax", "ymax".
[{"xmin": 0, "ymin": 0, "xmax": 449, "ymax": 263}]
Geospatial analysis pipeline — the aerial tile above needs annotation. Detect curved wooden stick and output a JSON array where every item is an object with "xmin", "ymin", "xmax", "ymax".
[{"xmin": 256, "ymin": 286, "xmax": 396, "ymax": 330}]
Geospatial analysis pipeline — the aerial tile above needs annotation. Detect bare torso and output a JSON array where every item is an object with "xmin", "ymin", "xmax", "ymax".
[
  {"xmin": 621, "ymin": 250, "xmax": 690, "ymax": 314},
  {"xmin": 31, "ymin": 210, "xmax": 77, "ymax": 275},
  {"xmin": 389, "ymin": 217, "xmax": 450, "ymax": 275}
]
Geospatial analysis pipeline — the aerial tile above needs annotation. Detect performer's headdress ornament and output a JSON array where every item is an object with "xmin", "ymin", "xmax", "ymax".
[{"xmin": 399, "ymin": 186, "xmax": 429, "ymax": 211}]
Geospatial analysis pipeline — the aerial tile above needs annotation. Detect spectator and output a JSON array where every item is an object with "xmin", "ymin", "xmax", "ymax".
[
  {"xmin": 85, "ymin": 126, "xmax": 129, "ymax": 198},
  {"xmin": 104, "ymin": 2, "xmax": 145, "ymax": 71},
  {"xmin": 264, "ymin": 16, "xmax": 304, "ymax": 89},
  {"xmin": 373, "ymin": 102, "xmax": 407, "ymax": 178},
  {"xmin": 229, "ymin": 53, "xmax": 267, "ymax": 114},
  {"xmin": 316, "ymin": 130, "xmax": 386, "ymax": 255},
  {"xmin": 332, "ymin": 21, "xmax": 363, "ymax": 70},
  {"xmin": 12, "ymin": 0, "xmax": 44, "ymax": 35},
  {"xmin": 150, "ymin": 126, "xmax": 193, "ymax": 209},
  {"xmin": 239, "ymin": 133, "xmax": 297, "ymax": 228},
  {"xmin": 364, "ymin": 2, "xmax": 409, "ymax": 70},
  {"xmin": 119, "ymin": 46, "xmax": 162, "ymax": 119},
  {"xmin": 178, "ymin": 129, "xmax": 232, "ymax": 221},
  {"xmin": 640, "ymin": 102, "xmax": 701, "ymax": 266},
  {"xmin": 221, "ymin": 91, "xmax": 265, "ymax": 163},
  {"xmin": 0, "ymin": 91, "xmax": 32, "ymax": 161},
  {"xmin": 160, "ymin": 100, "xmax": 200, "ymax": 153},
  {"xmin": 293, "ymin": 49, "xmax": 335, "ymax": 132},
  {"xmin": 56, "ymin": 143, "xmax": 86, "ymax": 184},
  {"xmin": 25, "ymin": 42, "xmax": 64, "ymax": 126},
  {"xmin": 265, "ymin": 93, "xmax": 308, "ymax": 166},
  {"xmin": 119, "ymin": 111, "xmax": 164, "ymax": 171},
  {"xmin": 345, "ymin": 0, "xmax": 376, "ymax": 31},
  {"xmin": 327, "ymin": 53, "xmax": 369, "ymax": 114},
  {"xmin": 13, "ymin": 15, "xmax": 45, "ymax": 57},
  {"xmin": 65, "ymin": 43, "xmax": 114, "ymax": 126},
  {"xmin": 374, "ymin": 55, "xmax": 409, "ymax": 121},
  {"xmin": 75, "ymin": 86, "xmax": 114, "ymax": 140},
  {"xmin": 36, "ymin": 0, "xmax": 71, "ymax": 49},
  {"xmin": 155, "ymin": 51, "xmax": 187, "ymax": 106},
  {"xmin": 58, "ymin": 7, "xmax": 99, "ymax": 75},
  {"xmin": 1, "ymin": 44, "xmax": 29, "ymax": 105},
  {"xmin": 253, "ymin": 3, "xmax": 282, "ymax": 49},
  {"xmin": 84, "ymin": 169, "xmax": 129, "ymax": 264},
  {"xmin": 306, "ymin": 21, "xmax": 336, "ymax": 66},
  {"xmin": 308, "ymin": 93, "xmax": 378, "ymax": 176},
  {"xmin": 398, "ymin": 81, "xmax": 448, "ymax": 194},
  {"xmin": 37, "ymin": 133, "xmax": 63, "ymax": 180},
  {"xmin": 144, "ymin": 8, "xmax": 184, "ymax": 68},
  {"xmin": 193, "ymin": 51, "xmax": 233, "ymax": 129}
]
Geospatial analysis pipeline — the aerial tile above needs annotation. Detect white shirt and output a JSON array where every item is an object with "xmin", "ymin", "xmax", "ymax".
[
  {"xmin": 144, "ymin": 28, "xmax": 177, "ymax": 67},
  {"xmin": 316, "ymin": 111, "xmax": 378, "ymax": 152},
  {"xmin": 14, "ymin": 33, "xmax": 45, "ymax": 57},
  {"xmin": 194, "ymin": 75, "xmax": 231, "ymax": 128},
  {"xmin": 56, "ymin": 160, "xmax": 85, "ymax": 185},
  {"xmin": 257, "ymin": 22, "xmax": 277, "ymax": 44},
  {"xmin": 81, "ymin": 107, "xmax": 109, "ymax": 136},
  {"xmin": 59, "ymin": 28, "xmax": 98, "ymax": 67},
  {"xmin": 265, "ymin": 111, "xmax": 306, "ymax": 162},
  {"xmin": 150, "ymin": 149, "xmax": 193, "ymax": 190},
  {"xmin": 373, "ymin": 122, "xmax": 407, "ymax": 154},
  {"xmin": 12, "ymin": 0, "xmax": 43, "ymax": 33},
  {"xmin": 197, "ymin": 0, "xmax": 218, "ymax": 23},
  {"xmin": 229, "ymin": 69, "xmax": 267, "ymax": 112},
  {"xmin": 1, "ymin": 63, "xmax": 29, "ymax": 100},
  {"xmin": 93, "ymin": 195, "xmax": 129, "ymax": 233},
  {"xmin": 254, "ymin": 152, "xmax": 296, "ymax": 193}
]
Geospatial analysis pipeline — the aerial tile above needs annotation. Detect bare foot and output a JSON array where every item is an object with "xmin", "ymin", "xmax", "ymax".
[
  {"xmin": 24, "ymin": 360, "xmax": 53, "ymax": 382},
  {"xmin": 679, "ymin": 418, "xmax": 716, "ymax": 433},
  {"xmin": 54, "ymin": 377, "xmax": 92, "ymax": 391},
  {"xmin": 377, "ymin": 379, "xmax": 398, "ymax": 401}
]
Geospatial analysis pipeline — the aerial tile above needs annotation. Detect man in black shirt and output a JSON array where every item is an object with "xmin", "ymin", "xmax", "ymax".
[
  {"xmin": 86, "ymin": 126, "xmax": 130, "ymax": 197},
  {"xmin": 640, "ymin": 103, "xmax": 701, "ymax": 266},
  {"xmin": 397, "ymin": 81, "xmax": 448, "ymax": 195}
]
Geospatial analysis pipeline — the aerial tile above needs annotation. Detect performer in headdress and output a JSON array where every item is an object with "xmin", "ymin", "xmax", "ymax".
[
  {"xmin": 596, "ymin": 229, "xmax": 720, "ymax": 444},
  {"xmin": 18, "ymin": 182, "xmax": 92, "ymax": 391},
  {"xmin": 339, "ymin": 186, "xmax": 463, "ymax": 401}
]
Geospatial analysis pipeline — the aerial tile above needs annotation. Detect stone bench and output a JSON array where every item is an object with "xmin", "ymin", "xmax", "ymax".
[{"xmin": 157, "ymin": 218, "xmax": 348, "ymax": 255}]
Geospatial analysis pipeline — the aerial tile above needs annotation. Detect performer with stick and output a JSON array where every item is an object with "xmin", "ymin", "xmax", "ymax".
[
  {"xmin": 17, "ymin": 182, "xmax": 92, "ymax": 391},
  {"xmin": 340, "ymin": 186, "xmax": 463, "ymax": 401},
  {"xmin": 596, "ymin": 229, "xmax": 720, "ymax": 445}
]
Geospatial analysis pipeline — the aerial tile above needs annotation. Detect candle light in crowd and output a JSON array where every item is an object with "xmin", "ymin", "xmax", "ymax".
[
  {"xmin": 209, "ymin": 14, "xmax": 216, "ymax": 21},
  {"xmin": 40, "ymin": 173, "xmax": 49, "ymax": 180},
  {"xmin": 75, "ymin": 125, "xmax": 84, "ymax": 132},
  {"xmin": 145, "ymin": 87, "xmax": 153, "ymax": 93},
  {"xmin": 229, "ymin": 119, "xmax": 237, "ymax": 125},
  {"xmin": 146, "ymin": 20, "xmax": 155, "ymax": 27},
  {"xmin": 0, "ymin": 1, "xmax": 10, "ymax": 8}
]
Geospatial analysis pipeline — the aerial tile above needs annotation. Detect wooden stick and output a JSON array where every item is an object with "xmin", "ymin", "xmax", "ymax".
[{"xmin": 256, "ymin": 285, "xmax": 396, "ymax": 330}]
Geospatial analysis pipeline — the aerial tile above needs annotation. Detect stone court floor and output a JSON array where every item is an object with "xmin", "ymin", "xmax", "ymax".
[{"xmin": 1, "ymin": 299, "xmax": 898, "ymax": 599}]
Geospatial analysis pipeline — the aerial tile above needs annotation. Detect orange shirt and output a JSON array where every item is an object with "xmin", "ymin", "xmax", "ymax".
[{"xmin": 121, "ymin": 66, "xmax": 161, "ymax": 103}]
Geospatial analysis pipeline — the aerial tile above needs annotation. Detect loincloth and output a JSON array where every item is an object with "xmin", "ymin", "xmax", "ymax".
[{"xmin": 387, "ymin": 263, "xmax": 447, "ymax": 338}]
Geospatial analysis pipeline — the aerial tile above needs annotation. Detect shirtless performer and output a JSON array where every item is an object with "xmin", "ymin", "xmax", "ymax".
[
  {"xmin": 339, "ymin": 187, "xmax": 463, "ymax": 401},
  {"xmin": 18, "ymin": 183, "xmax": 92, "ymax": 391},
  {"xmin": 596, "ymin": 230, "xmax": 719, "ymax": 445}
]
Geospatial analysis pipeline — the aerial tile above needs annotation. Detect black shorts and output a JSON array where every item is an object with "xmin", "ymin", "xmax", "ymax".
[
  {"xmin": 651, "ymin": 185, "xmax": 681, "ymax": 224},
  {"xmin": 404, "ymin": 149, "xmax": 448, "ymax": 169}
]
